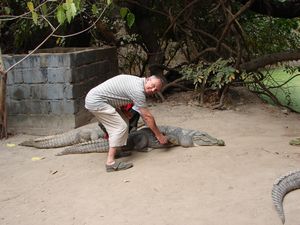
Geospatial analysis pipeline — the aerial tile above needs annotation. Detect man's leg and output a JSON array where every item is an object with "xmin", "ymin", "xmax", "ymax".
[{"xmin": 90, "ymin": 104, "xmax": 133, "ymax": 171}]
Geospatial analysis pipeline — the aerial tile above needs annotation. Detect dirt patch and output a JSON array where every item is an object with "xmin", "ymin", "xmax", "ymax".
[{"xmin": 1, "ymin": 87, "xmax": 300, "ymax": 225}]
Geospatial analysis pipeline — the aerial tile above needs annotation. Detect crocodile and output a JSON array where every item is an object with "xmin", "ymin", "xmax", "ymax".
[
  {"xmin": 56, "ymin": 125, "xmax": 225, "ymax": 156},
  {"xmin": 19, "ymin": 123, "xmax": 105, "ymax": 149},
  {"xmin": 19, "ymin": 110, "xmax": 141, "ymax": 149},
  {"xmin": 271, "ymin": 170, "xmax": 300, "ymax": 224}
]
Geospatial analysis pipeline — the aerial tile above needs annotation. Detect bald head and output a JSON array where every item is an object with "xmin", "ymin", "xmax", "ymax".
[{"xmin": 144, "ymin": 75, "xmax": 163, "ymax": 95}]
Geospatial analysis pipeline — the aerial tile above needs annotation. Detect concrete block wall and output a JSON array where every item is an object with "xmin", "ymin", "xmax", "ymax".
[{"xmin": 3, "ymin": 47, "xmax": 118, "ymax": 135}]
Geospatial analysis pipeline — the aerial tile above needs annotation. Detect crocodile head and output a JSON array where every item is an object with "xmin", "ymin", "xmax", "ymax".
[
  {"xmin": 192, "ymin": 134, "xmax": 225, "ymax": 146},
  {"xmin": 166, "ymin": 134, "xmax": 180, "ymax": 145}
]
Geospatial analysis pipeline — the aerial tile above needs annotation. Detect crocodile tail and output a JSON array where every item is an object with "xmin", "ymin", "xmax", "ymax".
[
  {"xmin": 19, "ymin": 140, "xmax": 36, "ymax": 147},
  {"xmin": 56, "ymin": 139, "xmax": 110, "ymax": 156},
  {"xmin": 271, "ymin": 170, "xmax": 300, "ymax": 224},
  {"xmin": 18, "ymin": 133, "xmax": 82, "ymax": 149}
]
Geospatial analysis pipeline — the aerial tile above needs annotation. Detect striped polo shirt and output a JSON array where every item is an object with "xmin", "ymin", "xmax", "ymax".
[{"xmin": 85, "ymin": 74, "xmax": 146, "ymax": 110}]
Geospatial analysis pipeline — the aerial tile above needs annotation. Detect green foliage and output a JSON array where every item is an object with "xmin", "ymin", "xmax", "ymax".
[
  {"xmin": 3, "ymin": 7, "xmax": 11, "ymax": 14},
  {"xmin": 120, "ymin": 7, "xmax": 128, "ymax": 19},
  {"xmin": 2, "ymin": 0, "xmax": 300, "ymax": 87},
  {"xmin": 126, "ymin": 12, "xmax": 135, "ymax": 28},
  {"xmin": 41, "ymin": 3, "xmax": 47, "ymax": 15},
  {"xmin": 27, "ymin": 1, "xmax": 38, "ymax": 24},
  {"xmin": 56, "ymin": 0, "xmax": 78, "ymax": 24},
  {"xmin": 119, "ymin": 7, "xmax": 135, "ymax": 28},
  {"xmin": 57, "ymin": 5, "xmax": 66, "ymax": 24},
  {"xmin": 27, "ymin": 2, "xmax": 34, "ymax": 11},
  {"xmin": 242, "ymin": 14, "xmax": 300, "ymax": 56},
  {"xmin": 0, "ymin": 0, "xmax": 114, "ymax": 53},
  {"xmin": 91, "ymin": 4, "xmax": 99, "ymax": 15},
  {"xmin": 180, "ymin": 58, "xmax": 237, "ymax": 91}
]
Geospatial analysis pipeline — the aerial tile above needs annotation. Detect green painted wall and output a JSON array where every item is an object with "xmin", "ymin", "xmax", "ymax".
[{"xmin": 259, "ymin": 68, "xmax": 300, "ymax": 112}]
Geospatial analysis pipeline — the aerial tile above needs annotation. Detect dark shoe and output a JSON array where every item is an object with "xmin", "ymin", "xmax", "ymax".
[
  {"xmin": 115, "ymin": 151, "xmax": 132, "ymax": 159},
  {"xmin": 106, "ymin": 161, "xmax": 133, "ymax": 172}
]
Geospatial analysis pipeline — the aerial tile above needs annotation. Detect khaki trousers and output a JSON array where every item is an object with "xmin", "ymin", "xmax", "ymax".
[{"xmin": 89, "ymin": 103, "xmax": 129, "ymax": 148}]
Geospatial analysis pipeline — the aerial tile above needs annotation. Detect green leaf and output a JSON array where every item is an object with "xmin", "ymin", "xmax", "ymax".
[
  {"xmin": 126, "ymin": 12, "xmax": 135, "ymax": 28},
  {"xmin": 63, "ymin": 2, "xmax": 68, "ymax": 10},
  {"xmin": 66, "ymin": 9, "xmax": 72, "ymax": 23},
  {"xmin": 120, "ymin": 7, "xmax": 128, "ymax": 19},
  {"xmin": 92, "ymin": 4, "xmax": 98, "ymax": 15},
  {"xmin": 69, "ymin": 3, "xmax": 77, "ymax": 17},
  {"xmin": 27, "ymin": 1, "xmax": 34, "ymax": 12},
  {"xmin": 4, "ymin": 7, "xmax": 11, "ymax": 14},
  {"xmin": 74, "ymin": 0, "xmax": 81, "ymax": 9},
  {"xmin": 32, "ymin": 11, "xmax": 38, "ymax": 24},
  {"xmin": 56, "ymin": 6, "xmax": 66, "ymax": 24},
  {"xmin": 41, "ymin": 4, "xmax": 48, "ymax": 15},
  {"xmin": 63, "ymin": 0, "xmax": 77, "ymax": 23},
  {"xmin": 107, "ymin": 0, "xmax": 112, "ymax": 5}
]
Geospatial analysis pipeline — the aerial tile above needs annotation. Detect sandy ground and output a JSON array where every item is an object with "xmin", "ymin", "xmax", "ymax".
[{"xmin": 1, "ymin": 88, "xmax": 300, "ymax": 225}]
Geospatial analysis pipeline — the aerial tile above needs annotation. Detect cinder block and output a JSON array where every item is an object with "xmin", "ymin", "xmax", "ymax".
[
  {"xmin": 3, "ymin": 47, "xmax": 119, "ymax": 134},
  {"xmin": 7, "ymin": 69, "xmax": 24, "ymax": 85},
  {"xmin": 30, "ymin": 85, "xmax": 44, "ymax": 99},
  {"xmin": 23, "ymin": 68, "xmax": 48, "ymax": 84},
  {"xmin": 50, "ymin": 100, "xmax": 78, "ymax": 114},
  {"xmin": 71, "ymin": 47, "xmax": 117, "ymax": 67},
  {"xmin": 24, "ymin": 100, "xmax": 50, "ymax": 114},
  {"xmin": 42, "ymin": 84, "xmax": 64, "ymax": 100},
  {"xmin": 63, "ymin": 100, "xmax": 79, "ymax": 114},
  {"xmin": 2, "ymin": 55, "xmax": 15, "ymax": 69},
  {"xmin": 45, "ymin": 68, "xmax": 69, "ymax": 83},
  {"xmin": 39, "ymin": 53, "xmax": 71, "ymax": 68},
  {"xmin": 8, "ymin": 85, "xmax": 30, "ymax": 100},
  {"xmin": 50, "ymin": 101, "xmax": 65, "ymax": 114},
  {"xmin": 7, "ymin": 100, "xmax": 27, "ymax": 114},
  {"xmin": 64, "ymin": 83, "xmax": 88, "ymax": 100}
]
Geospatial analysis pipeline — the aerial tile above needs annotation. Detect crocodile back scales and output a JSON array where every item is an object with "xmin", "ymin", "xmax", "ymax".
[
  {"xmin": 271, "ymin": 170, "xmax": 300, "ymax": 224},
  {"xmin": 19, "ymin": 125, "xmax": 104, "ymax": 148},
  {"xmin": 57, "ymin": 139, "xmax": 110, "ymax": 155},
  {"xmin": 57, "ymin": 128, "xmax": 173, "ymax": 155},
  {"xmin": 56, "ymin": 126, "xmax": 224, "ymax": 155}
]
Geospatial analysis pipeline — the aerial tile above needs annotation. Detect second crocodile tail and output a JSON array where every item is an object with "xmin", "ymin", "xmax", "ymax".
[{"xmin": 56, "ymin": 139, "xmax": 110, "ymax": 156}]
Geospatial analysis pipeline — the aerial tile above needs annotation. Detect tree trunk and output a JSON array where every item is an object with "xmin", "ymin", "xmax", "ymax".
[
  {"xmin": 0, "ymin": 48, "xmax": 8, "ymax": 139},
  {"xmin": 114, "ymin": 0, "xmax": 165, "ymax": 76},
  {"xmin": 240, "ymin": 49, "xmax": 300, "ymax": 72}
]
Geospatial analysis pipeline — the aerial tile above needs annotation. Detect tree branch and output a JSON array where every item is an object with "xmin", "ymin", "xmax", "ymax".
[
  {"xmin": 216, "ymin": 0, "xmax": 255, "ymax": 50},
  {"xmin": 240, "ymin": 49, "xmax": 300, "ymax": 72},
  {"xmin": 5, "ymin": 24, "xmax": 60, "ymax": 73}
]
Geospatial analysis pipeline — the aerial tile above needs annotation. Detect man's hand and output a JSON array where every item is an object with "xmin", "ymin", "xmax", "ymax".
[
  {"xmin": 156, "ymin": 134, "xmax": 168, "ymax": 145},
  {"xmin": 139, "ymin": 107, "xmax": 169, "ymax": 145}
]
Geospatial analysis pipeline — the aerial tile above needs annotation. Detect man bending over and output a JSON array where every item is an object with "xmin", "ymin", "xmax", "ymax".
[{"xmin": 85, "ymin": 74, "xmax": 168, "ymax": 172}]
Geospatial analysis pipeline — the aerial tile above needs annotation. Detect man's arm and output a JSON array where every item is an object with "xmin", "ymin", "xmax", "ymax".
[{"xmin": 139, "ymin": 107, "xmax": 168, "ymax": 144}]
